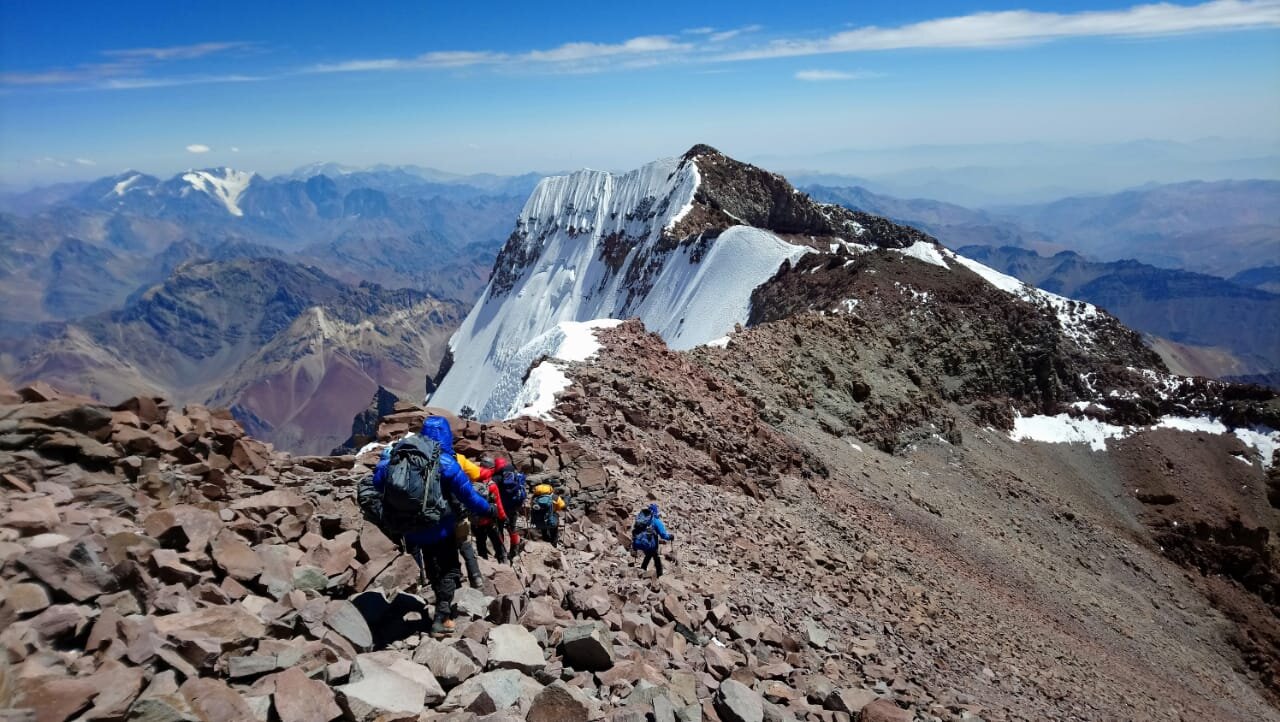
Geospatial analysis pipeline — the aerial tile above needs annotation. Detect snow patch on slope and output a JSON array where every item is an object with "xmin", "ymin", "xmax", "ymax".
[
  {"xmin": 1011, "ymin": 413, "xmax": 1280, "ymax": 467},
  {"xmin": 182, "ymin": 168, "xmax": 254, "ymax": 216},
  {"xmin": 891, "ymin": 241, "xmax": 949, "ymax": 269},
  {"xmin": 112, "ymin": 174, "xmax": 144, "ymax": 197},
  {"xmin": 506, "ymin": 319, "xmax": 624, "ymax": 419},
  {"xmin": 947, "ymin": 249, "xmax": 1101, "ymax": 346}
]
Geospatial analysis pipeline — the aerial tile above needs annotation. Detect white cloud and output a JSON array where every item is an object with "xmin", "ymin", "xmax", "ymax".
[
  {"xmin": 73, "ymin": 158, "xmax": 96, "ymax": 166},
  {"xmin": 186, "ymin": 144, "xmax": 211, "ymax": 153},
  {"xmin": 683, "ymin": 27, "xmax": 716, "ymax": 35},
  {"xmin": 524, "ymin": 35, "xmax": 688, "ymax": 63},
  {"xmin": 722, "ymin": 0, "xmax": 1280, "ymax": 60},
  {"xmin": 230, "ymin": 146, "xmax": 240, "ymax": 153}
]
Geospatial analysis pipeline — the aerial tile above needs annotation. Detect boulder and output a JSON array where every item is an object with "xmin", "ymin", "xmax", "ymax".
[
  {"xmin": 487, "ymin": 623, "xmax": 546, "ymax": 674},
  {"xmin": 324, "ymin": 599, "xmax": 374, "ymax": 651},
  {"xmin": 272, "ymin": 666, "xmax": 342, "ymax": 722},
  {"xmin": 6, "ymin": 581, "xmax": 51, "ymax": 615},
  {"xmin": 179, "ymin": 678, "xmax": 257, "ymax": 722},
  {"xmin": 826, "ymin": 688, "xmax": 879, "ymax": 714},
  {"xmin": 527, "ymin": 680, "xmax": 597, "ymax": 722},
  {"xmin": 560, "ymin": 621, "xmax": 615, "ymax": 671},
  {"xmin": 337, "ymin": 653, "xmax": 433, "ymax": 721},
  {"xmin": 438, "ymin": 669, "xmax": 542, "ymax": 715},
  {"xmin": 859, "ymin": 699, "xmax": 913, "ymax": 722},
  {"xmin": 715, "ymin": 679, "xmax": 764, "ymax": 722},
  {"xmin": 16, "ymin": 675, "xmax": 98, "ymax": 722},
  {"xmin": 413, "ymin": 637, "xmax": 481, "ymax": 689},
  {"xmin": 212, "ymin": 531, "xmax": 262, "ymax": 581},
  {"xmin": 17, "ymin": 541, "xmax": 118, "ymax": 602}
]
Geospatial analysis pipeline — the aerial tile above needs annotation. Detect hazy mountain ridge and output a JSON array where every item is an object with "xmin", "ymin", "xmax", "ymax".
[{"xmin": 0, "ymin": 257, "xmax": 467, "ymax": 454}]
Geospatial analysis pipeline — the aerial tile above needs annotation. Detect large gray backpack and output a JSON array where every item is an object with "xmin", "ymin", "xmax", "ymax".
[{"xmin": 358, "ymin": 435, "xmax": 448, "ymax": 537}]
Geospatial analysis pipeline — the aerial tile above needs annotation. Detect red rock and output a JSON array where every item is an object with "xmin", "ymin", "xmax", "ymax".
[
  {"xmin": 6, "ymin": 582, "xmax": 51, "ymax": 615},
  {"xmin": 83, "ymin": 658, "xmax": 145, "ymax": 720},
  {"xmin": 180, "ymin": 677, "xmax": 256, "ymax": 722},
  {"xmin": 212, "ymin": 530, "xmax": 263, "ymax": 581},
  {"xmin": 230, "ymin": 438, "xmax": 270, "ymax": 473},
  {"xmin": 272, "ymin": 666, "xmax": 342, "ymax": 722},
  {"xmin": 17, "ymin": 675, "xmax": 98, "ymax": 722},
  {"xmin": 859, "ymin": 699, "xmax": 912, "ymax": 722}
]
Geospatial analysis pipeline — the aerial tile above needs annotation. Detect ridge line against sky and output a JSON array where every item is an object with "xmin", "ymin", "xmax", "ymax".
[
  {"xmin": 2, "ymin": 0, "xmax": 1279, "ymax": 185},
  {"xmin": 3, "ymin": 0, "xmax": 1279, "ymax": 89}
]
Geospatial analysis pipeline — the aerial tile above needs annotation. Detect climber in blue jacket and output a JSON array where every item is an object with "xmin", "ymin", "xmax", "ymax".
[{"xmin": 370, "ymin": 415, "xmax": 493, "ymax": 634}]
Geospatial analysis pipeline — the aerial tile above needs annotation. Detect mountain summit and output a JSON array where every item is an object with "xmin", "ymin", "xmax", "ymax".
[{"xmin": 430, "ymin": 145, "xmax": 939, "ymax": 419}]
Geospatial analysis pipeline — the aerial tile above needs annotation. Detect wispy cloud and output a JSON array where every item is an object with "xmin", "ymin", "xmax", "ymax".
[
  {"xmin": 310, "ymin": 35, "xmax": 690, "ymax": 74},
  {"xmin": 709, "ymin": 25, "xmax": 763, "ymax": 43},
  {"xmin": 73, "ymin": 158, "xmax": 96, "ymax": 166},
  {"xmin": 721, "ymin": 0, "xmax": 1280, "ymax": 61},
  {"xmin": 0, "ymin": 41, "xmax": 254, "ymax": 90},
  {"xmin": 102, "ymin": 41, "xmax": 255, "ymax": 61},
  {"xmin": 186, "ymin": 144, "xmax": 211, "ymax": 153},
  {"xmin": 795, "ymin": 69, "xmax": 880, "ymax": 82}
]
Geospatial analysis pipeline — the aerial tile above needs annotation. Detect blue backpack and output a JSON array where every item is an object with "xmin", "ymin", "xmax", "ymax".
[
  {"xmin": 498, "ymin": 469, "xmax": 527, "ymax": 509},
  {"xmin": 531, "ymin": 493, "xmax": 557, "ymax": 528},
  {"xmin": 631, "ymin": 510, "xmax": 658, "ymax": 552}
]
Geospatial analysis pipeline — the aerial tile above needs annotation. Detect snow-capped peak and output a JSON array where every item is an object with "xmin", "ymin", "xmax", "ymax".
[
  {"xmin": 430, "ymin": 150, "xmax": 818, "ymax": 420},
  {"xmin": 181, "ymin": 167, "xmax": 255, "ymax": 216}
]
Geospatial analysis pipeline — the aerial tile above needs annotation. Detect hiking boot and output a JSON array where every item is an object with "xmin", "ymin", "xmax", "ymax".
[{"xmin": 430, "ymin": 618, "xmax": 456, "ymax": 637}]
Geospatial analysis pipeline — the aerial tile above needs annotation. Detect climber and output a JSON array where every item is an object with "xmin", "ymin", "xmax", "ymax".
[
  {"xmin": 631, "ymin": 503, "xmax": 674, "ymax": 578},
  {"xmin": 472, "ymin": 464, "xmax": 508, "ymax": 563},
  {"xmin": 491, "ymin": 457, "xmax": 528, "ymax": 553},
  {"xmin": 362, "ymin": 416, "xmax": 495, "ymax": 636},
  {"xmin": 529, "ymin": 482, "xmax": 566, "ymax": 546},
  {"xmin": 452, "ymin": 449, "xmax": 491, "ymax": 588}
]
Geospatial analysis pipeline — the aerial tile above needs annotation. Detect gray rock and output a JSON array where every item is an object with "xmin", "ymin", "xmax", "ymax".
[
  {"xmin": 438, "ymin": 669, "xmax": 542, "ymax": 715},
  {"xmin": 453, "ymin": 586, "xmax": 493, "ymax": 619},
  {"xmin": 560, "ymin": 621, "xmax": 615, "ymax": 671},
  {"xmin": 413, "ymin": 637, "xmax": 480, "ymax": 689},
  {"xmin": 715, "ymin": 679, "xmax": 764, "ymax": 722},
  {"xmin": 336, "ymin": 653, "xmax": 431, "ymax": 721},
  {"xmin": 487, "ymin": 623, "xmax": 545, "ymax": 674},
  {"xmin": 324, "ymin": 599, "xmax": 373, "ymax": 651},
  {"xmin": 804, "ymin": 619, "xmax": 830, "ymax": 649}
]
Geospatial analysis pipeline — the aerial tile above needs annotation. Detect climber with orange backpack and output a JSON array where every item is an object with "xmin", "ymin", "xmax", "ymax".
[{"xmin": 529, "ymin": 482, "xmax": 566, "ymax": 546}]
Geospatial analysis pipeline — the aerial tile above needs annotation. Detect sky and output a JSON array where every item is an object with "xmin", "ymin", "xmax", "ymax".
[{"xmin": 1, "ymin": 0, "xmax": 1279, "ymax": 186}]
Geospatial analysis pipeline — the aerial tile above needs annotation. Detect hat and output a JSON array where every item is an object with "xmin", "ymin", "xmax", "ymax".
[
  {"xmin": 493, "ymin": 457, "xmax": 508, "ymax": 471},
  {"xmin": 649, "ymin": 503, "xmax": 659, "ymax": 515}
]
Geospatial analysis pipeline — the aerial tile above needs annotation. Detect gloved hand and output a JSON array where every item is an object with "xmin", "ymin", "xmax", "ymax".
[{"xmin": 667, "ymin": 533, "xmax": 675, "ymax": 541}]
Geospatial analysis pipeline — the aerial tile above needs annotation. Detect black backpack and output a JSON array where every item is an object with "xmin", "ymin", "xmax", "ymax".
[{"xmin": 358, "ymin": 435, "xmax": 448, "ymax": 538}]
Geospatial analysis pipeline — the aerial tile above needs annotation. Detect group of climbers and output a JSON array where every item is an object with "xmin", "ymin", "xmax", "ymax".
[{"xmin": 359, "ymin": 413, "xmax": 678, "ymax": 635}]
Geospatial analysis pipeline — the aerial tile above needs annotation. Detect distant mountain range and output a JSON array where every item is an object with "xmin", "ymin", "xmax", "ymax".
[{"xmin": 0, "ymin": 164, "xmax": 528, "ymax": 452}]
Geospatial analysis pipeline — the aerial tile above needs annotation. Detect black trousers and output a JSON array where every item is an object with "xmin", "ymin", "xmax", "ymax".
[
  {"xmin": 640, "ymin": 548, "xmax": 663, "ymax": 577},
  {"xmin": 537, "ymin": 524, "xmax": 559, "ymax": 546},
  {"xmin": 418, "ymin": 535, "xmax": 461, "ymax": 623},
  {"xmin": 474, "ymin": 522, "xmax": 507, "ymax": 561}
]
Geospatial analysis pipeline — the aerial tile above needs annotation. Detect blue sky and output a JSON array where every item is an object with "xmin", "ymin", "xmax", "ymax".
[{"xmin": 2, "ymin": 0, "xmax": 1278, "ymax": 185}]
